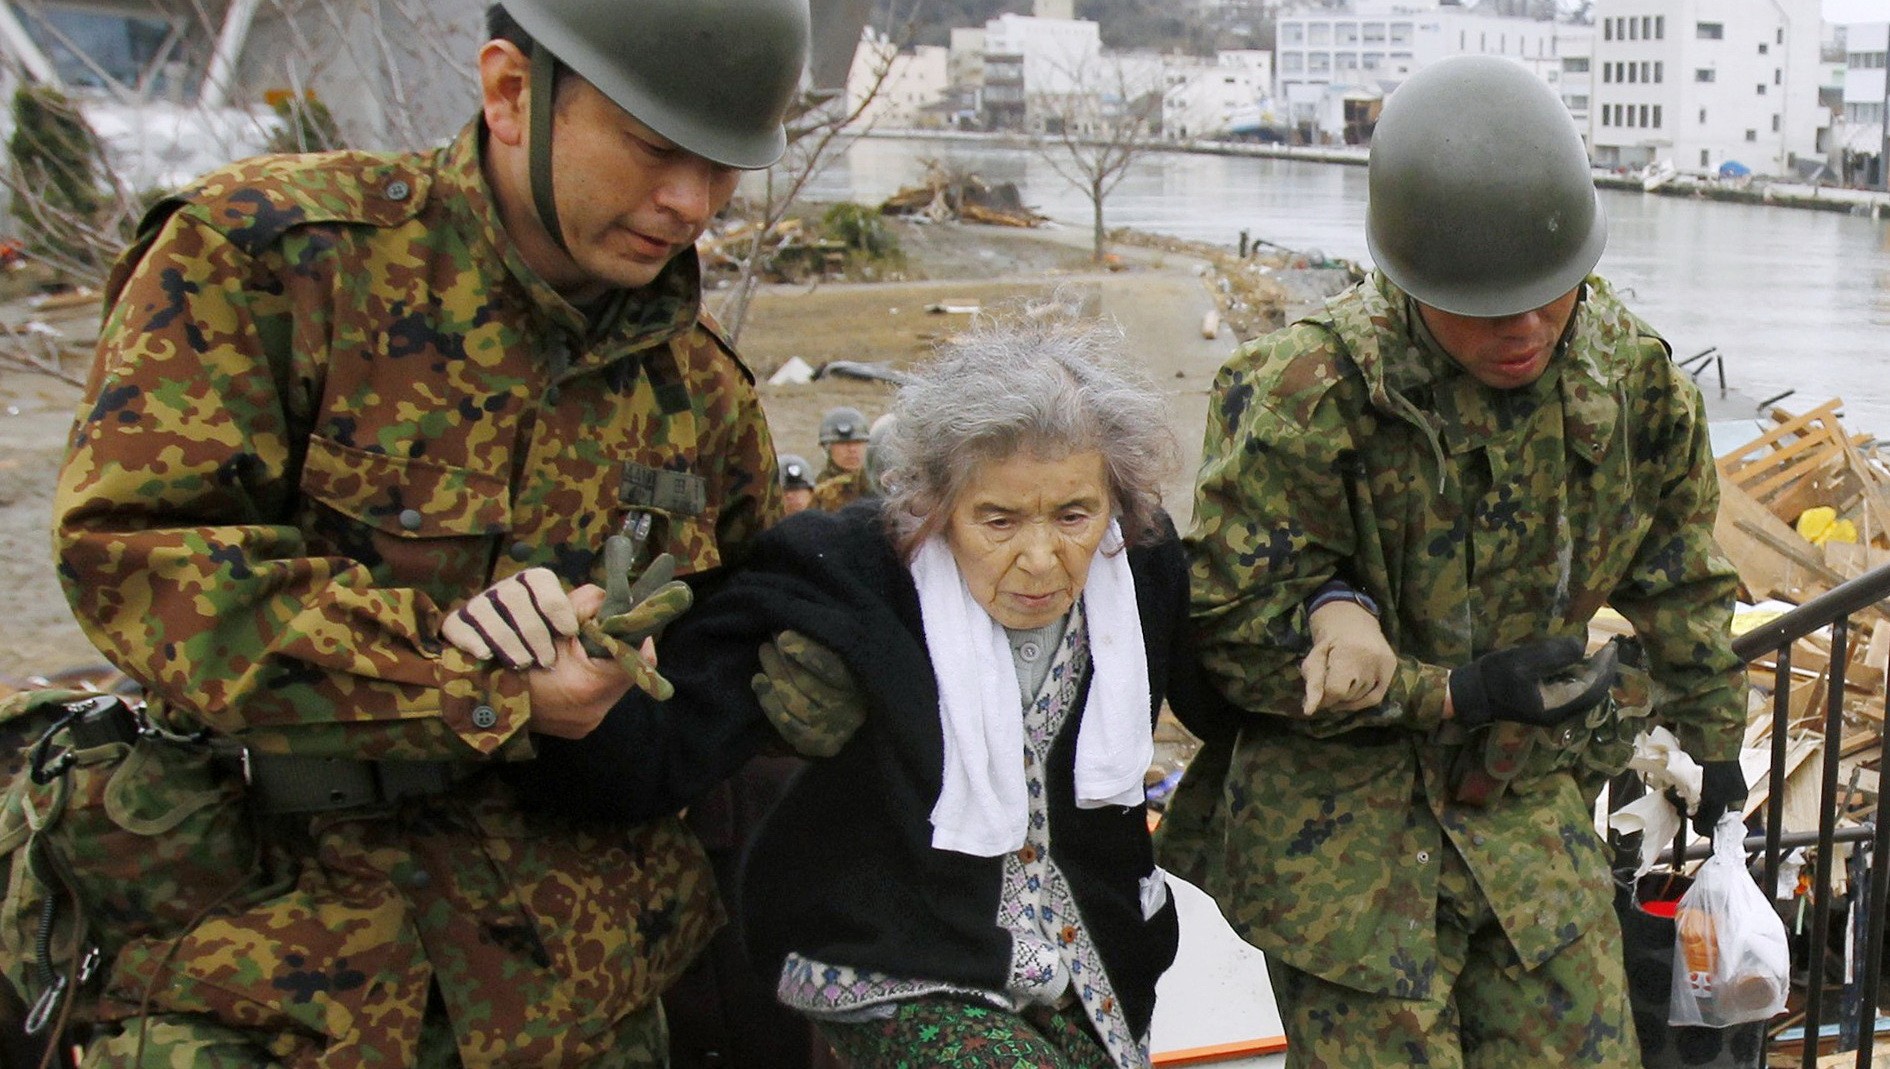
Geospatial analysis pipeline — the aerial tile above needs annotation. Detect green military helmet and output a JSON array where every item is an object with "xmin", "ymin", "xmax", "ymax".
[
  {"xmin": 778, "ymin": 453, "xmax": 815, "ymax": 490},
  {"xmin": 818, "ymin": 406, "xmax": 869, "ymax": 445},
  {"xmin": 1366, "ymin": 55, "xmax": 1607, "ymax": 318},
  {"xmin": 501, "ymin": 0, "xmax": 809, "ymax": 169}
]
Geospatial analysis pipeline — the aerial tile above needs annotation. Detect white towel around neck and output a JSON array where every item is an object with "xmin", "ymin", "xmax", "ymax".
[{"xmin": 910, "ymin": 521, "xmax": 1153, "ymax": 857}]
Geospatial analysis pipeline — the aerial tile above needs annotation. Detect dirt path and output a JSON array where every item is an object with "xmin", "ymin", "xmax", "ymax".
[{"xmin": 0, "ymin": 222, "xmax": 1237, "ymax": 681}]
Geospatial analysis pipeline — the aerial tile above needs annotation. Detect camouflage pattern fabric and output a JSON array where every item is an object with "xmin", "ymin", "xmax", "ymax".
[
  {"xmin": 1169, "ymin": 271, "xmax": 1745, "ymax": 1003},
  {"xmin": 1269, "ymin": 837, "xmax": 1637, "ymax": 1069},
  {"xmin": 817, "ymin": 997, "xmax": 1114, "ymax": 1069},
  {"xmin": 809, "ymin": 469, "xmax": 870, "ymax": 513},
  {"xmin": 49, "ymin": 122, "xmax": 781, "ymax": 1066}
]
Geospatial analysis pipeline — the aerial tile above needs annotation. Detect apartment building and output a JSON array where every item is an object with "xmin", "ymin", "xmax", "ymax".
[{"xmin": 1589, "ymin": 0, "xmax": 1823, "ymax": 177}]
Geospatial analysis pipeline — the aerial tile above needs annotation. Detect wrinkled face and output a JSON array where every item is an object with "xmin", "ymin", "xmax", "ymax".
[
  {"xmin": 827, "ymin": 440, "xmax": 867, "ymax": 473},
  {"xmin": 1417, "ymin": 286, "xmax": 1582, "ymax": 390},
  {"xmin": 943, "ymin": 450, "xmax": 1113, "ymax": 631}
]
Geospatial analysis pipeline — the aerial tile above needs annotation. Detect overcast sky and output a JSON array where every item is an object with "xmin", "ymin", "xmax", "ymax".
[{"xmin": 1823, "ymin": 0, "xmax": 1884, "ymax": 24}]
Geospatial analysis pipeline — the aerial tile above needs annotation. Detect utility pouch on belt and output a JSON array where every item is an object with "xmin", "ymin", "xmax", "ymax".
[
  {"xmin": 1450, "ymin": 636, "xmax": 1650, "ymax": 806},
  {"xmin": 0, "ymin": 690, "xmax": 254, "ymax": 1037}
]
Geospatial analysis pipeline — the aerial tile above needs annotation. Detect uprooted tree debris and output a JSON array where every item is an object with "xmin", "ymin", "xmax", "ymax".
[{"xmin": 878, "ymin": 161, "xmax": 1049, "ymax": 228}]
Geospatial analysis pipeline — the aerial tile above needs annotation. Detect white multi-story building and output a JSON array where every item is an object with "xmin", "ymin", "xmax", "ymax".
[
  {"xmin": 1836, "ymin": 20, "xmax": 1887, "ymax": 185},
  {"xmin": 1555, "ymin": 24, "xmax": 1596, "ymax": 147},
  {"xmin": 1162, "ymin": 50, "xmax": 1275, "ymax": 140},
  {"xmin": 979, "ymin": 11, "xmax": 1103, "ymax": 130},
  {"xmin": 1274, "ymin": 5, "xmax": 1565, "ymax": 142},
  {"xmin": 847, "ymin": 29, "xmax": 949, "ymax": 130},
  {"xmin": 1588, "ymin": 0, "xmax": 1823, "ymax": 177}
]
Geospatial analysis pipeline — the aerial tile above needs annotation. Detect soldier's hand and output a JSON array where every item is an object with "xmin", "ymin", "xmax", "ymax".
[
  {"xmin": 442, "ymin": 568, "xmax": 579, "ymax": 669},
  {"xmin": 1448, "ymin": 637, "xmax": 1619, "ymax": 730},
  {"xmin": 529, "ymin": 588, "xmax": 630, "ymax": 738},
  {"xmin": 1301, "ymin": 599, "xmax": 1396, "ymax": 716},
  {"xmin": 752, "ymin": 630, "xmax": 867, "ymax": 757}
]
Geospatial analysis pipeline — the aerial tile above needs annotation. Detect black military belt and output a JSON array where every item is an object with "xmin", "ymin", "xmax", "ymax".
[{"xmin": 241, "ymin": 753, "xmax": 478, "ymax": 815}]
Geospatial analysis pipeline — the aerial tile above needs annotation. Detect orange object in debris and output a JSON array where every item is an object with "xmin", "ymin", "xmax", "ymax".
[{"xmin": 1677, "ymin": 904, "xmax": 1718, "ymax": 993}]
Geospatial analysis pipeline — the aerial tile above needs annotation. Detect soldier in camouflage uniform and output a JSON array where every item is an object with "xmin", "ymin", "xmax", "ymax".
[
  {"xmin": 1167, "ymin": 57, "xmax": 1750, "ymax": 1067},
  {"xmin": 48, "ymin": 0, "xmax": 807, "ymax": 1064}
]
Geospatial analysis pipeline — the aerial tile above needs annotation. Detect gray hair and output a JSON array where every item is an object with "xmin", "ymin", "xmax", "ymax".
[{"xmin": 879, "ymin": 303, "xmax": 1179, "ymax": 558}]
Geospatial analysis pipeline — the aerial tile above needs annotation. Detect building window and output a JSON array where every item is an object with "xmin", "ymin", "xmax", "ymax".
[
  {"xmin": 1627, "ymin": 18, "xmax": 1637, "ymax": 40},
  {"xmin": 1604, "ymin": 18, "xmax": 1613, "ymax": 41},
  {"xmin": 1697, "ymin": 22, "xmax": 1723, "ymax": 40},
  {"xmin": 1309, "ymin": 52, "xmax": 1331, "ymax": 74},
  {"xmin": 1390, "ymin": 22, "xmax": 1411, "ymax": 44},
  {"xmin": 1771, "ymin": 114, "xmax": 1779, "ymax": 132},
  {"xmin": 1336, "ymin": 23, "xmax": 1358, "ymax": 44},
  {"xmin": 1639, "ymin": 104, "xmax": 1650, "ymax": 127},
  {"xmin": 1656, "ymin": 16, "xmax": 1665, "ymax": 39},
  {"xmin": 1774, "ymin": 69, "xmax": 1781, "ymax": 85},
  {"xmin": 1655, "ymin": 61, "xmax": 1663, "ymax": 82},
  {"xmin": 1309, "ymin": 22, "xmax": 1330, "ymax": 46},
  {"xmin": 1756, "ymin": 83, "xmax": 1765, "ymax": 95},
  {"xmin": 1745, "ymin": 129, "xmax": 1757, "ymax": 141},
  {"xmin": 1641, "ymin": 16, "xmax": 1652, "ymax": 39},
  {"xmin": 1699, "ymin": 107, "xmax": 1707, "ymax": 123},
  {"xmin": 1362, "ymin": 23, "xmax": 1385, "ymax": 43},
  {"xmin": 1777, "ymin": 28, "xmax": 1783, "ymax": 45},
  {"xmin": 1758, "ymin": 43, "xmax": 1767, "ymax": 55},
  {"xmin": 1282, "ymin": 24, "xmax": 1303, "ymax": 45},
  {"xmin": 1696, "ymin": 68, "xmax": 1715, "ymax": 82},
  {"xmin": 1652, "ymin": 105, "xmax": 1662, "ymax": 128},
  {"xmin": 1282, "ymin": 53, "xmax": 1303, "ymax": 74},
  {"xmin": 1564, "ymin": 56, "xmax": 1589, "ymax": 73},
  {"xmin": 1568, "ymin": 94, "xmax": 1588, "ymax": 109},
  {"xmin": 1701, "ymin": 149, "xmax": 1709, "ymax": 167}
]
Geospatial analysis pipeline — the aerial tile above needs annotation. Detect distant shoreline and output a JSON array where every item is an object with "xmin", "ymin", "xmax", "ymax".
[{"xmin": 858, "ymin": 128, "xmax": 1890, "ymax": 219}]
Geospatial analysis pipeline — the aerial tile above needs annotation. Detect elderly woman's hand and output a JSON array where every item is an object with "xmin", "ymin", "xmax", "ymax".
[
  {"xmin": 752, "ymin": 631, "xmax": 868, "ymax": 757},
  {"xmin": 1301, "ymin": 600, "xmax": 1398, "ymax": 716}
]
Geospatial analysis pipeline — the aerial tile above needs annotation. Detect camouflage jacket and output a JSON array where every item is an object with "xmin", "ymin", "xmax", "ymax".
[
  {"xmin": 809, "ymin": 468, "xmax": 870, "ymax": 512},
  {"xmin": 1168, "ymin": 272, "xmax": 1745, "ymax": 997},
  {"xmin": 50, "ymin": 123, "xmax": 780, "ymax": 1064}
]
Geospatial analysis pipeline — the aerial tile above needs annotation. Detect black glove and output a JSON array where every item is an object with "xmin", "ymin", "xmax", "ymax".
[
  {"xmin": 1448, "ymin": 636, "xmax": 1619, "ymax": 730},
  {"xmin": 1693, "ymin": 759, "xmax": 1748, "ymax": 837}
]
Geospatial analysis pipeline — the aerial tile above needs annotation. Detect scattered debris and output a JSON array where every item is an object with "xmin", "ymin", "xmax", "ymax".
[
  {"xmin": 879, "ymin": 161, "xmax": 1048, "ymax": 229},
  {"xmin": 815, "ymin": 360, "xmax": 913, "ymax": 386},
  {"xmin": 767, "ymin": 356, "xmax": 816, "ymax": 386}
]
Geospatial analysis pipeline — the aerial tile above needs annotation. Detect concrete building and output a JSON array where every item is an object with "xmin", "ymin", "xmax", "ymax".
[
  {"xmin": 979, "ymin": 11, "xmax": 1103, "ymax": 131},
  {"xmin": 1835, "ymin": 19, "xmax": 1888, "ymax": 186},
  {"xmin": 847, "ymin": 28, "xmax": 950, "ymax": 131},
  {"xmin": 1162, "ymin": 50, "xmax": 1275, "ymax": 140},
  {"xmin": 1588, "ymin": 0, "xmax": 1823, "ymax": 178},
  {"xmin": 1274, "ymin": 4, "xmax": 1566, "ymax": 143}
]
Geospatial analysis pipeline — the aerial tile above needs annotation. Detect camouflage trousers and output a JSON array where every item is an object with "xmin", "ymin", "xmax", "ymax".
[
  {"xmin": 1270, "ymin": 841, "xmax": 1638, "ymax": 1069},
  {"xmin": 80, "ymin": 996, "xmax": 668, "ymax": 1068},
  {"xmin": 817, "ymin": 996, "xmax": 1112, "ymax": 1069}
]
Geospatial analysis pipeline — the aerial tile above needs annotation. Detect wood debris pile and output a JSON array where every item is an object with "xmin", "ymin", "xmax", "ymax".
[
  {"xmin": 1711, "ymin": 400, "xmax": 1890, "ymax": 850},
  {"xmin": 698, "ymin": 217, "xmax": 852, "ymax": 284},
  {"xmin": 878, "ymin": 161, "xmax": 1047, "ymax": 228}
]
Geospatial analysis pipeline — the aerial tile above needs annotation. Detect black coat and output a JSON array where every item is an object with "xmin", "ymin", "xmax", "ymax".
[{"xmin": 509, "ymin": 502, "xmax": 1203, "ymax": 1037}]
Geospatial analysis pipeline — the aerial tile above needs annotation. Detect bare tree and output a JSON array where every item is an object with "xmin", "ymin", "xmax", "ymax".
[
  {"xmin": 711, "ymin": 4, "xmax": 916, "ymax": 344},
  {"xmin": 1028, "ymin": 53, "xmax": 1171, "ymax": 263}
]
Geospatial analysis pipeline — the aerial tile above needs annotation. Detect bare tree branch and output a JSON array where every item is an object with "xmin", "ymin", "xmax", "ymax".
[{"xmin": 1027, "ymin": 51, "xmax": 1175, "ymax": 262}]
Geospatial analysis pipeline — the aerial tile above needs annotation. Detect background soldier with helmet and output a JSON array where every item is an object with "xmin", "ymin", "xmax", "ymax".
[
  {"xmin": 44, "ymin": 0, "xmax": 806, "ymax": 1062},
  {"xmin": 779, "ymin": 453, "xmax": 816, "ymax": 515},
  {"xmin": 1166, "ymin": 56, "xmax": 1750, "ymax": 1067},
  {"xmin": 810, "ymin": 405, "xmax": 875, "ymax": 512}
]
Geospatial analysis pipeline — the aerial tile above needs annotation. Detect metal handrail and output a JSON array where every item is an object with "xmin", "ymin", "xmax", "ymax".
[{"xmin": 1730, "ymin": 561, "xmax": 1890, "ymax": 1068}]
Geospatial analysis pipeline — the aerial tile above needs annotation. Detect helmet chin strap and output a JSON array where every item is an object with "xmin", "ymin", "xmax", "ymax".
[{"xmin": 527, "ymin": 39, "xmax": 571, "ymax": 257}]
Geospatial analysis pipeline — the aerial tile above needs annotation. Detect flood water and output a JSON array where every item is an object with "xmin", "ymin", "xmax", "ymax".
[{"xmin": 799, "ymin": 135, "xmax": 1890, "ymax": 439}]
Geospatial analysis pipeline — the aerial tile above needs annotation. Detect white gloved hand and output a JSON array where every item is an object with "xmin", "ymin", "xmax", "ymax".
[
  {"xmin": 1301, "ymin": 599, "xmax": 1397, "ymax": 716},
  {"xmin": 441, "ymin": 568, "xmax": 580, "ymax": 669}
]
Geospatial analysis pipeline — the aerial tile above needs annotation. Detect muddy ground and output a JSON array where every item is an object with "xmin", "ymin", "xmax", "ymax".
[{"xmin": 0, "ymin": 218, "xmax": 1305, "ymax": 689}]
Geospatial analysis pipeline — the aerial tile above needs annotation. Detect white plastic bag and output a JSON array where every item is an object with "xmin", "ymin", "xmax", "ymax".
[{"xmin": 1668, "ymin": 813, "xmax": 1790, "ymax": 1027}]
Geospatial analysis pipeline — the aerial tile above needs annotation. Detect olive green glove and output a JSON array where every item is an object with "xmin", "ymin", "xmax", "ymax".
[
  {"xmin": 1301, "ymin": 599, "xmax": 1397, "ymax": 717},
  {"xmin": 751, "ymin": 630, "xmax": 868, "ymax": 758},
  {"xmin": 579, "ymin": 545, "xmax": 693, "ymax": 700}
]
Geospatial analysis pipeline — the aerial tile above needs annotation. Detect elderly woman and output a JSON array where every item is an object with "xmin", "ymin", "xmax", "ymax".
[{"xmin": 504, "ymin": 307, "xmax": 1397, "ymax": 1068}]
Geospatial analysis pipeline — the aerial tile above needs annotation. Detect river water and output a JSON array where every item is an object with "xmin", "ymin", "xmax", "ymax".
[{"xmin": 800, "ymin": 135, "xmax": 1890, "ymax": 439}]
